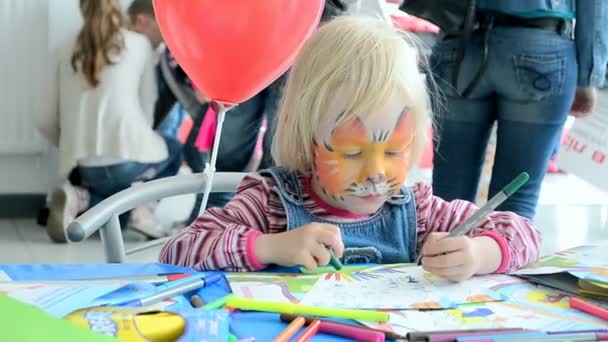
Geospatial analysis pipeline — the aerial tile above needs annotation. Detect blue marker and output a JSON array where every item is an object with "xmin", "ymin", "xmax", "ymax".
[{"xmin": 119, "ymin": 274, "xmax": 223, "ymax": 307}]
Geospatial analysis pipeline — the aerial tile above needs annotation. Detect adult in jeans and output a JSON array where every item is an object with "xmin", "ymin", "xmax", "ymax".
[
  {"xmin": 431, "ymin": 1, "xmax": 608, "ymax": 220},
  {"xmin": 37, "ymin": 0, "xmax": 182, "ymax": 242}
]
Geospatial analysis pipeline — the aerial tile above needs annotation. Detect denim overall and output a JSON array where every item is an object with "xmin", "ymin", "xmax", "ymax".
[{"xmin": 260, "ymin": 167, "xmax": 419, "ymax": 264}]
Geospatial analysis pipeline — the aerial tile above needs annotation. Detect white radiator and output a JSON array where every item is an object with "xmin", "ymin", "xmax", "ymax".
[{"xmin": 0, "ymin": 0, "xmax": 53, "ymax": 154}]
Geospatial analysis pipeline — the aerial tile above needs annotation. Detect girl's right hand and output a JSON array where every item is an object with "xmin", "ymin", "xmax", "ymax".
[{"xmin": 254, "ymin": 223, "xmax": 344, "ymax": 270}]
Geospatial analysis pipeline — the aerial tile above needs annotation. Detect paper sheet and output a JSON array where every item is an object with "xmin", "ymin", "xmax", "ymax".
[
  {"xmin": 226, "ymin": 264, "xmax": 408, "ymax": 303},
  {"xmin": 226, "ymin": 273, "xmax": 320, "ymax": 303},
  {"xmin": 0, "ymin": 282, "xmax": 123, "ymax": 317},
  {"xmin": 360, "ymin": 282, "xmax": 608, "ymax": 336},
  {"xmin": 300, "ymin": 266, "xmax": 510, "ymax": 309}
]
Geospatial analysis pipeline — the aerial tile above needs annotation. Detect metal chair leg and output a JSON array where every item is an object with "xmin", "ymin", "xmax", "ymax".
[{"xmin": 100, "ymin": 214, "xmax": 126, "ymax": 263}]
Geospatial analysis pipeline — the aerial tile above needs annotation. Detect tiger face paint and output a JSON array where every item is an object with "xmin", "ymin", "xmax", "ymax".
[{"xmin": 312, "ymin": 96, "xmax": 415, "ymax": 215}]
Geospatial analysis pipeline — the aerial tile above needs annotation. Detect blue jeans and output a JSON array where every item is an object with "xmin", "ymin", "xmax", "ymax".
[
  {"xmin": 431, "ymin": 27, "xmax": 576, "ymax": 220},
  {"xmin": 157, "ymin": 103, "xmax": 187, "ymax": 139},
  {"xmin": 78, "ymin": 136, "xmax": 183, "ymax": 226}
]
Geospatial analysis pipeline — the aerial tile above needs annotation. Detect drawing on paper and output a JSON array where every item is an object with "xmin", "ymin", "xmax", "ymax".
[
  {"xmin": 226, "ymin": 273, "xmax": 321, "ymax": 303},
  {"xmin": 300, "ymin": 266, "xmax": 508, "ymax": 310},
  {"xmin": 359, "ymin": 282, "xmax": 608, "ymax": 336},
  {"xmin": 226, "ymin": 264, "xmax": 418, "ymax": 303},
  {"xmin": 321, "ymin": 263, "xmax": 413, "ymax": 282}
]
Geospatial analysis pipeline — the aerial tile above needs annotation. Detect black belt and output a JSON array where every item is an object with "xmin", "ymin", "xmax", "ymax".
[{"xmin": 478, "ymin": 12, "xmax": 574, "ymax": 39}]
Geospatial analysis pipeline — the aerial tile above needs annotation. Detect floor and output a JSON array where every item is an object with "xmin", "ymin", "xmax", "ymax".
[{"xmin": 1, "ymin": 170, "xmax": 607, "ymax": 264}]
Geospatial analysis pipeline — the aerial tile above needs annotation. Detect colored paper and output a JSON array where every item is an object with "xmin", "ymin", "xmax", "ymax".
[
  {"xmin": 0, "ymin": 295, "xmax": 118, "ymax": 342},
  {"xmin": 300, "ymin": 266, "xmax": 508, "ymax": 309}
]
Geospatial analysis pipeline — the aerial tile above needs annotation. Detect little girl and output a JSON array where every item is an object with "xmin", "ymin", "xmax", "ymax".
[{"xmin": 160, "ymin": 16, "xmax": 541, "ymax": 281}]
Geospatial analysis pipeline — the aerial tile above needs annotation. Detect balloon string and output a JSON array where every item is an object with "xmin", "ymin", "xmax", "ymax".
[
  {"xmin": 198, "ymin": 101, "xmax": 233, "ymax": 216},
  {"xmin": 126, "ymin": 101, "xmax": 232, "ymax": 256}
]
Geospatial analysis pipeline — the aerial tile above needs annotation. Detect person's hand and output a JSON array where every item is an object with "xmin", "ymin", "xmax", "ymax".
[
  {"xmin": 420, "ymin": 233, "xmax": 482, "ymax": 282},
  {"xmin": 254, "ymin": 223, "xmax": 344, "ymax": 270},
  {"xmin": 569, "ymin": 87, "xmax": 596, "ymax": 118}
]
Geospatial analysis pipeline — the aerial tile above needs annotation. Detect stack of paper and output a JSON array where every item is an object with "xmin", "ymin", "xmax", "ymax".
[
  {"xmin": 511, "ymin": 241, "xmax": 608, "ymax": 303},
  {"xmin": 578, "ymin": 279, "xmax": 608, "ymax": 297}
]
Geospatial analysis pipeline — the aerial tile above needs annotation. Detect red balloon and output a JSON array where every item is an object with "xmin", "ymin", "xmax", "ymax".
[{"xmin": 153, "ymin": 0, "xmax": 324, "ymax": 104}]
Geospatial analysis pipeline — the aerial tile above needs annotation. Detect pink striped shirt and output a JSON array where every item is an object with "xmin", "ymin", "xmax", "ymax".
[{"xmin": 159, "ymin": 173, "xmax": 542, "ymax": 272}]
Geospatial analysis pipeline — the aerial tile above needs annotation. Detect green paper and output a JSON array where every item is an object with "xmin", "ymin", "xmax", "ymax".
[{"xmin": 0, "ymin": 296, "xmax": 117, "ymax": 342}]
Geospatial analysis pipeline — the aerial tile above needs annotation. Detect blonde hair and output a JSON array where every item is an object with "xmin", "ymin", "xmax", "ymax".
[
  {"xmin": 71, "ymin": 0, "xmax": 125, "ymax": 87},
  {"xmin": 272, "ymin": 16, "xmax": 431, "ymax": 173}
]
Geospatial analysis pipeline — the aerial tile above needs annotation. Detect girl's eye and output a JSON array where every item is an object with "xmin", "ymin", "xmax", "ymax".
[
  {"xmin": 385, "ymin": 151, "xmax": 404, "ymax": 157},
  {"xmin": 342, "ymin": 151, "xmax": 362, "ymax": 159}
]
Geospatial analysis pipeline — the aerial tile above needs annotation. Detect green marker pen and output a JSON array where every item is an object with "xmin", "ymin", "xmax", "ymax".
[
  {"xmin": 444, "ymin": 172, "xmax": 529, "ymax": 238},
  {"xmin": 327, "ymin": 248, "xmax": 343, "ymax": 271},
  {"xmin": 417, "ymin": 172, "xmax": 529, "ymax": 265}
]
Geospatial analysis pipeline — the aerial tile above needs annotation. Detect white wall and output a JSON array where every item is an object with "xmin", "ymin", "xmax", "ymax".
[{"xmin": 0, "ymin": 0, "xmax": 133, "ymax": 194}]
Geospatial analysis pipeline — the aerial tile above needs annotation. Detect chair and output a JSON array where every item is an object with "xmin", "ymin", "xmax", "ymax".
[{"xmin": 66, "ymin": 172, "xmax": 247, "ymax": 263}]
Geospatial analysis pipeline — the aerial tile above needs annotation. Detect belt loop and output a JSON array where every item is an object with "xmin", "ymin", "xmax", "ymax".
[{"xmin": 564, "ymin": 20, "xmax": 575, "ymax": 40}]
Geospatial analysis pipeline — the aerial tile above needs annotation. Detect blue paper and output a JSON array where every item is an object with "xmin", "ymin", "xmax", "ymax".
[{"xmin": 90, "ymin": 282, "xmax": 157, "ymax": 306}]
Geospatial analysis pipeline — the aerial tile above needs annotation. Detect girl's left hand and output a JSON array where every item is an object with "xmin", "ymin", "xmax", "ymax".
[{"xmin": 420, "ymin": 233, "xmax": 482, "ymax": 282}]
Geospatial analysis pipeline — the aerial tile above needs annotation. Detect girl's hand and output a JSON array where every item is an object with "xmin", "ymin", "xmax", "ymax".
[
  {"xmin": 255, "ymin": 223, "xmax": 344, "ymax": 270},
  {"xmin": 420, "ymin": 233, "xmax": 487, "ymax": 282}
]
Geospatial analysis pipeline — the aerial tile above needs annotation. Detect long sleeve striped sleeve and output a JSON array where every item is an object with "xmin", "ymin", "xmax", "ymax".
[
  {"xmin": 412, "ymin": 182, "xmax": 542, "ymax": 273},
  {"xmin": 159, "ymin": 174, "xmax": 277, "ymax": 271}
]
